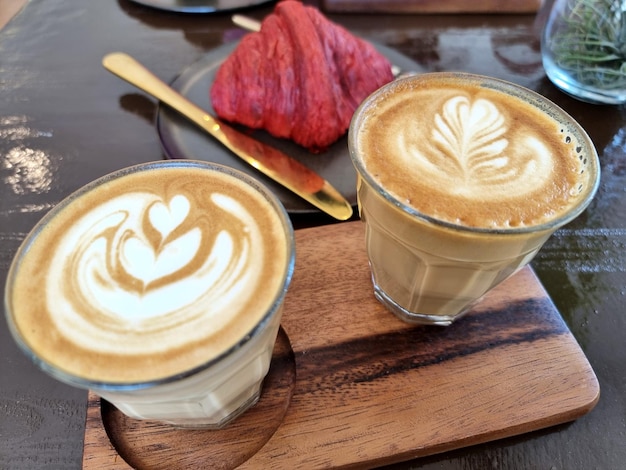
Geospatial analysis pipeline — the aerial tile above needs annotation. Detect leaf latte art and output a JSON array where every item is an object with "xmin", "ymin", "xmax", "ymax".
[
  {"xmin": 49, "ymin": 191, "xmax": 260, "ymax": 355},
  {"xmin": 398, "ymin": 95, "xmax": 552, "ymax": 199},
  {"xmin": 354, "ymin": 77, "xmax": 586, "ymax": 228}
]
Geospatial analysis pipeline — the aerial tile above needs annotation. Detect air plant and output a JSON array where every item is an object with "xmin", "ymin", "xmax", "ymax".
[{"xmin": 547, "ymin": 0, "xmax": 626, "ymax": 90}]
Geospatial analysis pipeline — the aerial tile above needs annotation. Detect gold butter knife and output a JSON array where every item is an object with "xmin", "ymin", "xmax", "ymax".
[{"xmin": 102, "ymin": 52, "xmax": 353, "ymax": 221}]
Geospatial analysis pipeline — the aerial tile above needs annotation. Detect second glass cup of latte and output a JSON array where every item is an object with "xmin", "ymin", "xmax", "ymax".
[
  {"xmin": 4, "ymin": 160, "xmax": 295, "ymax": 428},
  {"xmin": 349, "ymin": 72, "xmax": 600, "ymax": 326}
]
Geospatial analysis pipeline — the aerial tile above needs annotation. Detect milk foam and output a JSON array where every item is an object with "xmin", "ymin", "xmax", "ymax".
[
  {"xmin": 48, "ymin": 190, "xmax": 263, "ymax": 354},
  {"xmin": 395, "ymin": 95, "xmax": 554, "ymax": 199},
  {"xmin": 7, "ymin": 164, "xmax": 291, "ymax": 383},
  {"xmin": 355, "ymin": 78, "xmax": 584, "ymax": 228}
]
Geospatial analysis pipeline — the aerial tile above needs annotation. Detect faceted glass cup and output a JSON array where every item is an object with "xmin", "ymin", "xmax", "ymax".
[
  {"xmin": 349, "ymin": 73, "xmax": 600, "ymax": 326},
  {"xmin": 4, "ymin": 160, "xmax": 295, "ymax": 428}
]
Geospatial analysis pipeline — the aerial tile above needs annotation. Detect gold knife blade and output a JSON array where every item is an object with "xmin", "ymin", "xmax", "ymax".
[{"xmin": 102, "ymin": 52, "xmax": 353, "ymax": 221}]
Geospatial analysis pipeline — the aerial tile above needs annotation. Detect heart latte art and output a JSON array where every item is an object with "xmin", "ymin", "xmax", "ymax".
[
  {"xmin": 52, "ymin": 191, "xmax": 258, "ymax": 354},
  {"xmin": 355, "ymin": 77, "xmax": 587, "ymax": 228},
  {"xmin": 8, "ymin": 164, "xmax": 291, "ymax": 383}
]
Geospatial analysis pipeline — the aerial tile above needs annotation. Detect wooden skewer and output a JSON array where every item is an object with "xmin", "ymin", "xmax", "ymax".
[{"xmin": 232, "ymin": 14, "xmax": 262, "ymax": 32}]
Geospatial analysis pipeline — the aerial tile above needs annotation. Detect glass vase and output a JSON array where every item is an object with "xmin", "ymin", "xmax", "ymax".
[{"xmin": 541, "ymin": 0, "xmax": 626, "ymax": 104}]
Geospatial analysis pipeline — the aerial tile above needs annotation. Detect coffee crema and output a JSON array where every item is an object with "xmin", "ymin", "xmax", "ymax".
[
  {"xmin": 354, "ymin": 74, "xmax": 589, "ymax": 229},
  {"xmin": 7, "ymin": 162, "xmax": 291, "ymax": 383}
]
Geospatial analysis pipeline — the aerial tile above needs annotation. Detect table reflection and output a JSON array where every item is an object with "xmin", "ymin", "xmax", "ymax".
[{"xmin": 0, "ymin": 1, "xmax": 625, "ymax": 469}]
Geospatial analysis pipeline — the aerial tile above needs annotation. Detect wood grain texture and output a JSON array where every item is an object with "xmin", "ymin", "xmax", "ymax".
[
  {"xmin": 322, "ymin": 0, "xmax": 543, "ymax": 13},
  {"xmin": 83, "ymin": 220, "xmax": 600, "ymax": 469}
]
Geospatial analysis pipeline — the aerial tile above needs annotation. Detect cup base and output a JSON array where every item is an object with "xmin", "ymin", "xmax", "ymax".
[
  {"xmin": 170, "ymin": 388, "xmax": 262, "ymax": 430},
  {"xmin": 373, "ymin": 284, "xmax": 471, "ymax": 326},
  {"xmin": 101, "ymin": 327, "xmax": 296, "ymax": 469}
]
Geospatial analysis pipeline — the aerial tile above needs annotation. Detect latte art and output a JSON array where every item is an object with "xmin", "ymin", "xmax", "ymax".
[
  {"xmin": 399, "ymin": 95, "xmax": 553, "ymax": 199},
  {"xmin": 50, "ymin": 190, "xmax": 260, "ymax": 355},
  {"xmin": 7, "ymin": 163, "xmax": 292, "ymax": 383},
  {"xmin": 349, "ymin": 73, "xmax": 599, "ymax": 324},
  {"xmin": 354, "ymin": 75, "xmax": 587, "ymax": 228}
]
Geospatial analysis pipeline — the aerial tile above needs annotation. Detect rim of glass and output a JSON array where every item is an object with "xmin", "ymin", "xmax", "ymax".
[
  {"xmin": 4, "ymin": 159, "xmax": 296, "ymax": 391},
  {"xmin": 348, "ymin": 72, "xmax": 601, "ymax": 235}
]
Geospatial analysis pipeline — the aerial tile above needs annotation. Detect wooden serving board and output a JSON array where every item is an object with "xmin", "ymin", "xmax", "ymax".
[
  {"xmin": 322, "ymin": 0, "xmax": 543, "ymax": 14},
  {"xmin": 83, "ymin": 220, "xmax": 599, "ymax": 469}
]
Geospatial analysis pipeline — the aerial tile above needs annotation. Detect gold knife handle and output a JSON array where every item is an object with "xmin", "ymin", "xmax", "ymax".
[{"xmin": 102, "ymin": 52, "xmax": 353, "ymax": 221}]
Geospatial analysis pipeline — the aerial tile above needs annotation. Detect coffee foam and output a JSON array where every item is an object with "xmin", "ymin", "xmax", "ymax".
[
  {"xmin": 355, "ymin": 76, "xmax": 589, "ymax": 228},
  {"xmin": 8, "ymin": 164, "xmax": 290, "ymax": 383}
]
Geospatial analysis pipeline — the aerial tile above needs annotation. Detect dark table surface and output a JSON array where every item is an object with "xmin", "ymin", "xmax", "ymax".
[{"xmin": 1, "ymin": 0, "xmax": 625, "ymax": 469}]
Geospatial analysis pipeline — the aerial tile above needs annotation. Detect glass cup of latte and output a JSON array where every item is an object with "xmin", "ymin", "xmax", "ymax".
[
  {"xmin": 349, "ymin": 72, "xmax": 600, "ymax": 326},
  {"xmin": 4, "ymin": 160, "xmax": 295, "ymax": 428}
]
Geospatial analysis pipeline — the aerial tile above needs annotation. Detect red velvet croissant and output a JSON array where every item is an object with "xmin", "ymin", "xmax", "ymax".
[{"xmin": 210, "ymin": 0, "xmax": 394, "ymax": 153}]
